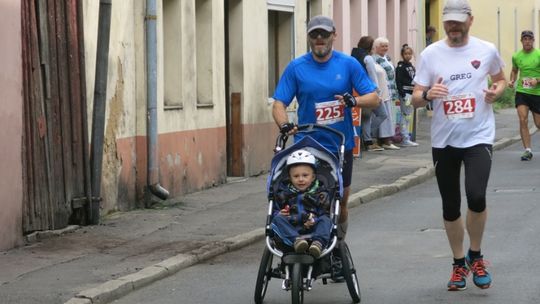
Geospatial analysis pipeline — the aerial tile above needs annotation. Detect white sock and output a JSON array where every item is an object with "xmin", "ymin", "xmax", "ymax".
[{"xmin": 526, "ymin": 148, "xmax": 532, "ymax": 152}]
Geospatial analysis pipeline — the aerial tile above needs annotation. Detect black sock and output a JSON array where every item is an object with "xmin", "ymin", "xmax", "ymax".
[
  {"xmin": 468, "ymin": 249, "xmax": 482, "ymax": 260},
  {"xmin": 453, "ymin": 257, "xmax": 466, "ymax": 266}
]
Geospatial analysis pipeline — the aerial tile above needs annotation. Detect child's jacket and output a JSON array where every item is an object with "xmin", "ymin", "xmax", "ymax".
[{"xmin": 272, "ymin": 179, "xmax": 331, "ymax": 226}]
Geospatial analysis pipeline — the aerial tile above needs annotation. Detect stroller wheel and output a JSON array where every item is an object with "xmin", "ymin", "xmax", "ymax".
[
  {"xmin": 290, "ymin": 263, "xmax": 304, "ymax": 304},
  {"xmin": 338, "ymin": 241, "xmax": 361, "ymax": 303},
  {"xmin": 254, "ymin": 247, "xmax": 273, "ymax": 304}
]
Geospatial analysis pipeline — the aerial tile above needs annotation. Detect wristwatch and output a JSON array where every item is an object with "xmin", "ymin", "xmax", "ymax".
[{"xmin": 422, "ymin": 90, "xmax": 432, "ymax": 102}]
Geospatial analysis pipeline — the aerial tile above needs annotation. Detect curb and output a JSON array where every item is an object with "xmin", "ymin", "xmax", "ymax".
[
  {"xmin": 25, "ymin": 225, "xmax": 80, "ymax": 244},
  {"xmin": 66, "ymin": 229, "xmax": 265, "ymax": 304},
  {"xmin": 64, "ymin": 133, "xmax": 529, "ymax": 304}
]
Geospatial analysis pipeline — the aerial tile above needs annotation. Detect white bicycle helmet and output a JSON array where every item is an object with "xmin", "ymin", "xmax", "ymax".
[{"xmin": 286, "ymin": 149, "xmax": 317, "ymax": 168}]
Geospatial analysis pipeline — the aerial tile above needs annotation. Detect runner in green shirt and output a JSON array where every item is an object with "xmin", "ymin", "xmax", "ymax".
[{"xmin": 509, "ymin": 30, "xmax": 540, "ymax": 161}]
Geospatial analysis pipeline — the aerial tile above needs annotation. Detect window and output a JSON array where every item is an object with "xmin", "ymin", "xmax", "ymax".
[
  {"xmin": 163, "ymin": 0, "xmax": 183, "ymax": 108},
  {"xmin": 196, "ymin": 0, "xmax": 213, "ymax": 107},
  {"xmin": 268, "ymin": 9, "xmax": 294, "ymax": 97}
]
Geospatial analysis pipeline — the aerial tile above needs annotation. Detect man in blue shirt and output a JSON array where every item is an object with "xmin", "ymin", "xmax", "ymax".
[{"xmin": 272, "ymin": 15, "xmax": 379, "ymax": 239}]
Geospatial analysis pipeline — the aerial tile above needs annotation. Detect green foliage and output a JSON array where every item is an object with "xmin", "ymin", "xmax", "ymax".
[{"xmin": 493, "ymin": 86, "xmax": 515, "ymax": 111}]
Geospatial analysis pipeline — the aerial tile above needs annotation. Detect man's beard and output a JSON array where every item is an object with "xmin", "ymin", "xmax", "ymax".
[
  {"xmin": 447, "ymin": 28, "xmax": 469, "ymax": 45},
  {"xmin": 311, "ymin": 41, "xmax": 332, "ymax": 58}
]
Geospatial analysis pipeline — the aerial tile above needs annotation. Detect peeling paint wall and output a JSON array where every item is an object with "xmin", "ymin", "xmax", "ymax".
[
  {"xmin": 101, "ymin": 60, "xmax": 133, "ymax": 212},
  {"xmin": 83, "ymin": 0, "xmax": 230, "ymax": 210},
  {"xmin": 83, "ymin": 1, "xmax": 140, "ymax": 212},
  {"xmin": 0, "ymin": 0, "xmax": 23, "ymax": 250}
]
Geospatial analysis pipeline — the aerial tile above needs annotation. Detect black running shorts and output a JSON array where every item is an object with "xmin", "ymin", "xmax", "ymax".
[
  {"xmin": 515, "ymin": 92, "xmax": 540, "ymax": 114},
  {"xmin": 341, "ymin": 150, "xmax": 353, "ymax": 188}
]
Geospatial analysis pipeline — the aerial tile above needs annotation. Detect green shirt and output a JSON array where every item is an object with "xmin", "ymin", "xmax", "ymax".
[{"xmin": 512, "ymin": 48, "xmax": 540, "ymax": 95}]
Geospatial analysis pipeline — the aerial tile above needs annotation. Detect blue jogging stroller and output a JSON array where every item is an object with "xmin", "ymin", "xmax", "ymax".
[{"xmin": 254, "ymin": 124, "xmax": 361, "ymax": 304}]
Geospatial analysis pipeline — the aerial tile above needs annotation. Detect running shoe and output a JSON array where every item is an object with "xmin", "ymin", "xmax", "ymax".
[
  {"xmin": 447, "ymin": 264, "xmax": 469, "ymax": 291},
  {"xmin": 466, "ymin": 255, "xmax": 492, "ymax": 289},
  {"xmin": 521, "ymin": 150, "xmax": 533, "ymax": 161}
]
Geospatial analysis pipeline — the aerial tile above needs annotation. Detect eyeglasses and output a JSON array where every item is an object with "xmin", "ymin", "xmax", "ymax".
[{"xmin": 308, "ymin": 29, "xmax": 333, "ymax": 39}]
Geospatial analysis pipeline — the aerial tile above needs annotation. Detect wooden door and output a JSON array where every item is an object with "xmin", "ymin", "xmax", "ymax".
[{"xmin": 21, "ymin": 0, "xmax": 91, "ymax": 232}]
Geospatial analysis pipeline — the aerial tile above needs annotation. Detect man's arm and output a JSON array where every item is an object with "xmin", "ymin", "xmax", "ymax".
[
  {"xmin": 272, "ymin": 100, "xmax": 289, "ymax": 127},
  {"xmin": 484, "ymin": 69, "xmax": 507, "ymax": 104},
  {"xmin": 338, "ymin": 91, "xmax": 379, "ymax": 109},
  {"xmin": 272, "ymin": 100, "xmax": 297, "ymax": 134},
  {"xmin": 412, "ymin": 76, "xmax": 447, "ymax": 108},
  {"xmin": 354, "ymin": 91, "xmax": 379, "ymax": 109},
  {"xmin": 412, "ymin": 84, "xmax": 430, "ymax": 109},
  {"xmin": 508, "ymin": 67, "xmax": 518, "ymax": 88}
]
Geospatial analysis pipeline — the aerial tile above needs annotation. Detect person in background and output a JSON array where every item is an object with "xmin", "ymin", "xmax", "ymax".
[
  {"xmin": 351, "ymin": 36, "xmax": 387, "ymax": 151},
  {"xmin": 508, "ymin": 30, "xmax": 540, "ymax": 161},
  {"xmin": 426, "ymin": 25, "xmax": 437, "ymax": 46},
  {"xmin": 373, "ymin": 37, "xmax": 401, "ymax": 150},
  {"xmin": 395, "ymin": 44, "xmax": 419, "ymax": 147},
  {"xmin": 412, "ymin": 0, "xmax": 506, "ymax": 291}
]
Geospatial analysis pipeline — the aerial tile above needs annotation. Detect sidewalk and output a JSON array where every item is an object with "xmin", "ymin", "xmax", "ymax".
[{"xmin": 0, "ymin": 108, "xmax": 531, "ymax": 304}]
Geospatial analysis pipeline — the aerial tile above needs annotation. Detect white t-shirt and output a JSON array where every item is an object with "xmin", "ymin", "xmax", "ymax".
[{"xmin": 414, "ymin": 36, "xmax": 505, "ymax": 148}]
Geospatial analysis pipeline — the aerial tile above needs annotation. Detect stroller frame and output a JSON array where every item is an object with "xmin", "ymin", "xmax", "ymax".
[{"xmin": 254, "ymin": 124, "xmax": 361, "ymax": 304}]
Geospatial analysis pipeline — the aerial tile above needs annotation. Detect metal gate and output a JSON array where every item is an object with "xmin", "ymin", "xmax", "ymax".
[{"xmin": 21, "ymin": 0, "xmax": 91, "ymax": 233}]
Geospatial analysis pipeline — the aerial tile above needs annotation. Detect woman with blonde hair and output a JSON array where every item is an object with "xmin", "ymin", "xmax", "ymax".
[{"xmin": 372, "ymin": 37, "xmax": 400, "ymax": 150}]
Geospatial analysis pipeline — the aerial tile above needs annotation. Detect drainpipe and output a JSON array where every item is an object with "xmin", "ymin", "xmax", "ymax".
[
  {"xmin": 146, "ymin": 0, "xmax": 169, "ymax": 200},
  {"xmin": 89, "ymin": 0, "xmax": 112, "ymax": 224}
]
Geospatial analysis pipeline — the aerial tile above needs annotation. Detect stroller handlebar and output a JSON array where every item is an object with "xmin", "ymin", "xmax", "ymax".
[{"xmin": 274, "ymin": 124, "xmax": 345, "ymax": 153}]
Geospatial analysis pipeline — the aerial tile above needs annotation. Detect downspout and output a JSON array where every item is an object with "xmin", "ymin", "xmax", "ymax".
[
  {"xmin": 145, "ymin": 0, "xmax": 169, "ymax": 200},
  {"xmin": 89, "ymin": 0, "xmax": 112, "ymax": 224}
]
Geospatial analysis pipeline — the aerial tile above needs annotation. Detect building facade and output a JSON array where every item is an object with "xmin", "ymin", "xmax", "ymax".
[
  {"xmin": 1, "ymin": 0, "xmax": 445, "ymax": 250},
  {"xmin": 0, "ymin": 0, "xmax": 24, "ymax": 250}
]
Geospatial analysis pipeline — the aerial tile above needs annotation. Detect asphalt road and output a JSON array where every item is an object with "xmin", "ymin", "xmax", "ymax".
[{"xmin": 113, "ymin": 135, "xmax": 540, "ymax": 304}]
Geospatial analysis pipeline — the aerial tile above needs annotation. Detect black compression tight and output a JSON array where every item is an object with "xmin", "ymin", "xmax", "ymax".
[{"xmin": 432, "ymin": 144, "xmax": 493, "ymax": 221}]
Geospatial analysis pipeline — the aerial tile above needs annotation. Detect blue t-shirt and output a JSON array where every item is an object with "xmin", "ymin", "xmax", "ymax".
[{"xmin": 273, "ymin": 50, "xmax": 376, "ymax": 151}]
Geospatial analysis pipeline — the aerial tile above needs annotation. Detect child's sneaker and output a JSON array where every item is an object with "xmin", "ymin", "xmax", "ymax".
[
  {"xmin": 293, "ymin": 239, "xmax": 308, "ymax": 253},
  {"xmin": 447, "ymin": 263, "xmax": 469, "ymax": 291},
  {"xmin": 308, "ymin": 241, "xmax": 323, "ymax": 258},
  {"xmin": 466, "ymin": 255, "xmax": 492, "ymax": 289}
]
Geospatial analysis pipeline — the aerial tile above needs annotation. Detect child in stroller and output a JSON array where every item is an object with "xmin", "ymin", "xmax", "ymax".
[
  {"xmin": 271, "ymin": 149, "xmax": 332, "ymax": 258},
  {"xmin": 255, "ymin": 125, "xmax": 360, "ymax": 304}
]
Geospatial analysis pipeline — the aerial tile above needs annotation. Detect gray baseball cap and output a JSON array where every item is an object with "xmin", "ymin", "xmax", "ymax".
[
  {"xmin": 521, "ymin": 30, "xmax": 534, "ymax": 39},
  {"xmin": 307, "ymin": 15, "xmax": 335, "ymax": 33},
  {"xmin": 442, "ymin": 0, "xmax": 471, "ymax": 22}
]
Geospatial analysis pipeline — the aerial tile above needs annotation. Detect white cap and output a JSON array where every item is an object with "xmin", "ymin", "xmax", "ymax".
[{"xmin": 442, "ymin": 0, "xmax": 471, "ymax": 22}]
